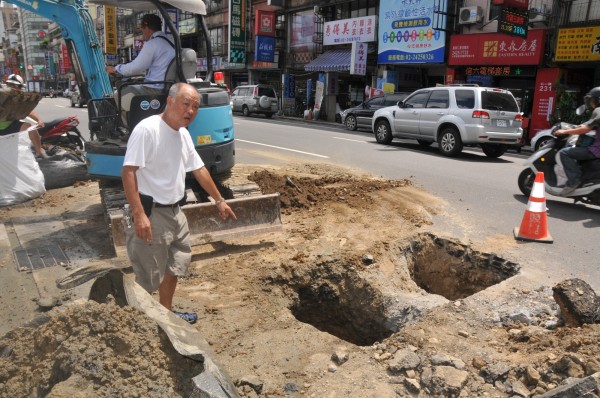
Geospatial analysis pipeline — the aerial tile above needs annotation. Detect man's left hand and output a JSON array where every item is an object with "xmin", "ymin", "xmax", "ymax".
[{"xmin": 216, "ymin": 201, "xmax": 237, "ymax": 220}]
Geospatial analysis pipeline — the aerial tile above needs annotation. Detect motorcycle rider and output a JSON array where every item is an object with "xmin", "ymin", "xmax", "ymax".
[
  {"xmin": 0, "ymin": 74, "xmax": 46, "ymax": 158},
  {"xmin": 554, "ymin": 86, "xmax": 600, "ymax": 196}
]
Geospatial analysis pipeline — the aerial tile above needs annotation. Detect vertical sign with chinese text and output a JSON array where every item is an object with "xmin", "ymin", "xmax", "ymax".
[
  {"xmin": 229, "ymin": 0, "xmax": 246, "ymax": 64},
  {"xmin": 255, "ymin": 10, "xmax": 275, "ymax": 37},
  {"xmin": 255, "ymin": 36, "xmax": 275, "ymax": 62},
  {"xmin": 350, "ymin": 42, "xmax": 367, "ymax": 75},
  {"xmin": 104, "ymin": 6, "xmax": 117, "ymax": 55},
  {"xmin": 529, "ymin": 68, "xmax": 561, "ymax": 137}
]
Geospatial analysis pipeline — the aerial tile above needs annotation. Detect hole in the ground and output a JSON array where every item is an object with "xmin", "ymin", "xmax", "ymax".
[
  {"xmin": 288, "ymin": 262, "xmax": 393, "ymax": 346},
  {"xmin": 284, "ymin": 233, "xmax": 520, "ymax": 346},
  {"xmin": 405, "ymin": 232, "xmax": 520, "ymax": 301}
]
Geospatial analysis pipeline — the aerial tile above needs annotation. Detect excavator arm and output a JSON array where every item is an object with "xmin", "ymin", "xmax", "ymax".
[{"xmin": 4, "ymin": 0, "xmax": 113, "ymax": 100}]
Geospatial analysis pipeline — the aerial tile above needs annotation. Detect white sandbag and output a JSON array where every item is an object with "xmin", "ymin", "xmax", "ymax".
[{"xmin": 0, "ymin": 131, "xmax": 46, "ymax": 206}]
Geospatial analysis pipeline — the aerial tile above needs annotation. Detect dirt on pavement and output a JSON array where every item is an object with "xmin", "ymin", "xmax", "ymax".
[{"xmin": 0, "ymin": 162, "xmax": 599, "ymax": 397}]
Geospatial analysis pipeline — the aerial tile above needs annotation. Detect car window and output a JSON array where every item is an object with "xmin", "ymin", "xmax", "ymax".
[
  {"xmin": 481, "ymin": 91, "xmax": 519, "ymax": 112},
  {"xmin": 404, "ymin": 91, "xmax": 430, "ymax": 108},
  {"xmin": 426, "ymin": 90, "xmax": 449, "ymax": 108},
  {"xmin": 257, "ymin": 86, "xmax": 275, "ymax": 97},
  {"xmin": 232, "ymin": 88, "xmax": 240, "ymax": 97},
  {"xmin": 384, "ymin": 94, "xmax": 407, "ymax": 106},
  {"xmin": 455, "ymin": 90, "xmax": 475, "ymax": 109},
  {"xmin": 368, "ymin": 97, "xmax": 384, "ymax": 107}
]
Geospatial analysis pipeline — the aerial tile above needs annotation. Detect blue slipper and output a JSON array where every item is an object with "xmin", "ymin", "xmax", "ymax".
[{"xmin": 172, "ymin": 310, "xmax": 197, "ymax": 324}]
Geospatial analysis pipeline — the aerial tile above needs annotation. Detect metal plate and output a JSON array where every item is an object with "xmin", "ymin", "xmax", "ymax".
[{"xmin": 13, "ymin": 245, "xmax": 70, "ymax": 271}]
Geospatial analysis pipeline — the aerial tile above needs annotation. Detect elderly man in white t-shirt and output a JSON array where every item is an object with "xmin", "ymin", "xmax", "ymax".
[{"xmin": 106, "ymin": 14, "xmax": 175, "ymax": 128}]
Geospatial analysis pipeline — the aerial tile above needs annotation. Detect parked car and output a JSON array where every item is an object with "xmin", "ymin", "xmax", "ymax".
[
  {"xmin": 371, "ymin": 85, "xmax": 523, "ymax": 158},
  {"xmin": 341, "ymin": 92, "xmax": 411, "ymax": 131},
  {"xmin": 231, "ymin": 84, "xmax": 278, "ymax": 118},
  {"xmin": 70, "ymin": 88, "xmax": 86, "ymax": 107}
]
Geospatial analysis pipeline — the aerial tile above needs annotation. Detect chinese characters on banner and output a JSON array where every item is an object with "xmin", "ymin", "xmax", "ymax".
[
  {"xmin": 448, "ymin": 30, "xmax": 545, "ymax": 65},
  {"xmin": 323, "ymin": 16, "xmax": 376, "ymax": 45},
  {"xmin": 498, "ymin": 8, "xmax": 528, "ymax": 38},
  {"xmin": 255, "ymin": 36, "xmax": 275, "ymax": 63},
  {"xmin": 61, "ymin": 44, "xmax": 71, "ymax": 71},
  {"xmin": 104, "ymin": 6, "xmax": 117, "ymax": 55},
  {"xmin": 229, "ymin": 0, "xmax": 246, "ymax": 64},
  {"xmin": 350, "ymin": 42, "xmax": 367, "ymax": 75},
  {"xmin": 555, "ymin": 26, "xmax": 600, "ymax": 62},
  {"xmin": 529, "ymin": 68, "xmax": 561, "ymax": 138},
  {"xmin": 378, "ymin": 0, "xmax": 447, "ymax": 64}
]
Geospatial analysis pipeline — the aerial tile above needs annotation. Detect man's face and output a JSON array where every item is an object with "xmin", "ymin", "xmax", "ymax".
[{"xmin": 168, "ymin": 86, "xmax": 200, "ymax": 128}]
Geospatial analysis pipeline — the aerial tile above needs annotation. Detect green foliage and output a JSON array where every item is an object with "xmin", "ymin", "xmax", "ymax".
[{"xmin": 550, "ymin": 83, "xmax": 590, "ymax": 125}]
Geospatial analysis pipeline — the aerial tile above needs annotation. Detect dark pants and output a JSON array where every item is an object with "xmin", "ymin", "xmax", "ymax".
[{"xmin": 559, "ymin": 146, "xmax": 596, "ymax": 187}]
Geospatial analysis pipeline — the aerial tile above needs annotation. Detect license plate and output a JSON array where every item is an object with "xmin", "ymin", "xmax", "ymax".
[
  {"xmin": 496, "ymin": 119, "xmax": 507, "ymax": 127},
  {"xmin": 197, "ymin": 135, "xmax": 213, "ymax": 145}
]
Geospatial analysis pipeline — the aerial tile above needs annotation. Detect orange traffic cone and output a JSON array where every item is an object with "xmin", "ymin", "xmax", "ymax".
[{"xmin": 514, "ymin": 172, "xmax": 553, "ymax": 243}]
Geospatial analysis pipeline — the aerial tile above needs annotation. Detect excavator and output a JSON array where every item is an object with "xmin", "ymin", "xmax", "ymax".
[{"xmin": 6, "ymin": 0, "xmax": 282, "ymax": 255}]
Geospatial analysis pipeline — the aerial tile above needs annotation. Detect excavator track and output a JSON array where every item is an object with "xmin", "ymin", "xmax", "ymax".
[{"xmin": 99, "ymin": 169, "xmax": 281, "ymax": 257}]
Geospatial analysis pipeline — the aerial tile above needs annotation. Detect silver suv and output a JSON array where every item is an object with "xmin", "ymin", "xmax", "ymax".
[
  {"xmin": 371, "ymin": 85, "xmax": 523, "ymax": 157},
  {"xmin": 231, "ymin": 84, "xmax": 278, "ymax": 118}
]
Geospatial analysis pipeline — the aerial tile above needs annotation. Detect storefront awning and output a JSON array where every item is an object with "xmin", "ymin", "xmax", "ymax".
[{"xmin": 304, "ymin": 49, "xmax": 351, "ymax": 72}]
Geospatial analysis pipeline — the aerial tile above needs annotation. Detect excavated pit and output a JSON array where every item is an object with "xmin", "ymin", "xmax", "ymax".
[
  {"xmin": 286, "ymin": 233, "xmax": 520, "ymax": 347},
  {"xmin": 287, "ymin": 259, "xmax": 393, "ymax": 346},
  {"xmin": 404, "ymin": 233, "xmax": 520, "ymax": 301}
]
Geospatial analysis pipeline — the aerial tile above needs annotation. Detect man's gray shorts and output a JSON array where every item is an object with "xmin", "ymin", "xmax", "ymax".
[{"xmin": 125, "ymin": 205, "xmax": 192, "ymax": 293}]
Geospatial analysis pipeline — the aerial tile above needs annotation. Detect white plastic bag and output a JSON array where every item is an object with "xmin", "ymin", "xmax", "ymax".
[{"xmin": 0, "ymin": 131, "xmax": 46, "ymax": 206}]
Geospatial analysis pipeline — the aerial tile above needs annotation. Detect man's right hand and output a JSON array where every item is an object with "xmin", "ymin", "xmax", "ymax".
[
  {"xmin": 106, "ymin": 66, "xmax": 116, "ymax": 74},
  {"xmin": 134, "ymin": 212, "xmax": 153, "ymax": 243}
]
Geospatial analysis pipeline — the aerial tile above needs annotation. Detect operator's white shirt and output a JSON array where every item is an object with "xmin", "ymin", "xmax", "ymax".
[
  {"xmin": 123, "ymin": 115, "xmax": 204, "ymax": 205},
  {"xmin": 115, "ymin": 32, "xmax": 175, "ymax": 90}
]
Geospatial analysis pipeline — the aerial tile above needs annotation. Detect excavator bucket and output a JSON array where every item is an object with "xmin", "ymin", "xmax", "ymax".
[{"xmin": 109, "ymin": 193, "xmax": 282, "ymax": 256}]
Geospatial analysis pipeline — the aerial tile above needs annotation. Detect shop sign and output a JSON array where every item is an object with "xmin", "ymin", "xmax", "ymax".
[
  {"xmin": 104, "ymin": 6, "xmax": 117, "ymax": 55},
  {"xmin": 493, "ymin": 0, "xmax": 528, "ymax": 9},
  {"xmin": 61, "ymin": 44, "xmax": 71, "ymax": 71},
  {"xmin": 255, "ymin": 36, "xmax": 275, "ymax": 63},
  {"xmin": 255, "ymin": 10, "xmax": 276, "ymax": 37},
  {"xmin": 164, "ymin": 9, "xmax": 179, "ymax": 35},
  {"xmin": 465, "ymin": 65, "xmax": 536, "ymax": 77},
  {"xmin": 196, "ymin": 56, "xmax": 221, "ymax": 71},
  {"xmin": 283, "ymin": 74, "xmax": 295, "ymax": 99},
  {"xmin": 529, "ymin": 68, "xmax": 561, "ymax": 137},
  {"xmin": 350, "ymin": 42, "xmax": 367, "ymax": 75},
  {"xmin": 228, "ymin": 0, "xmax": 246, "ymax": 64},
  {"xmin": 179, "ymin": 17, "xmax": 196, "ymax": 35},
  {"xmin": 378, "ymin": 0, "xmax": 447, "ymax": 64},
  {"xmin": 324, "ymin": 16, "xmax": 376, "ymax": 45},
  {"xmin": 555, "ymin": 26, "xmax": 600, "ymax": 62},
  {"xmin": 498, "ymin": 8, "xmax": 528, "ymax": 38},
  {"xmin": 448, "ymin": 29, "xmax": 545, "ymax": 65}
]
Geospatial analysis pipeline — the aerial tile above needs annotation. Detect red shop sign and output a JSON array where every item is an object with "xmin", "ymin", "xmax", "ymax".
[
  {"xmin": 449, "ymin": 30, "xmax": 546, "ymax": 66},
  {"xmin": 493, "ymin": 0, "xmax": 529, "ymax": 9},
  {"xmin": 528, "ymin": 68, "xmax": 561, "ymax": 138}
]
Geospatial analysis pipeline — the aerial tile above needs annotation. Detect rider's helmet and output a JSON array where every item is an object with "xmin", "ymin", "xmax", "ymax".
[
  {"xmin": 6, "ymin": 74, "xmax": 24, "ymax": 89},
  {"xmin": 584, "ymin": 86, "xmax": 600, "ymax": 109}
]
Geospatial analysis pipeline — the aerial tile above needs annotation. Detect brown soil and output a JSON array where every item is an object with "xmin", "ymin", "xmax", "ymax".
[{"xmin": 0, "ymin": 162, "xmax": 599, "ymax": 397}]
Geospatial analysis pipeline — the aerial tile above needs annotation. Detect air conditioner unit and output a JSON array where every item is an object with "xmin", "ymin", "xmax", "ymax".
[{"xmin": 458, "ymin": 6, "xmax": 483, "ymax": 25}]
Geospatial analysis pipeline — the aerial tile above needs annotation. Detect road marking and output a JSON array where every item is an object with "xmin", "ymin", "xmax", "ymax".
[
  {"xmin": 236, "ymin": 139, "xmax": 329, "ymax": 158},
  {"xmin": 333, "ymin": 137, "xmax": 366, "ymax": 143}
]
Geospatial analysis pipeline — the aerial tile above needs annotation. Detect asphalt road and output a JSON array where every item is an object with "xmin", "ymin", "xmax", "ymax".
[{"xmin": 33, "ymin": 99, "xmax": 600, "ymax": 291}]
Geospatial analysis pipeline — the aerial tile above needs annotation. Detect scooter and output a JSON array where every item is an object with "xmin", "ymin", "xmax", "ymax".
[
  {"xmin": 38, "ymin": 115, "xmax": 85, "ymax": 151},
  {"xmin": 517, "ymin": 119, "xmax": 600, "ymax": 206}
]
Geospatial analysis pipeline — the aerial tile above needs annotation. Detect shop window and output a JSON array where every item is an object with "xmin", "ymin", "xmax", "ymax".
[
  {"xmin": 426, "ymin": 90, "xmax": 449, "ymax": 109},
  {"xmin": 488, "ymin": 4, "xmax": 501, "ymax": 23}
]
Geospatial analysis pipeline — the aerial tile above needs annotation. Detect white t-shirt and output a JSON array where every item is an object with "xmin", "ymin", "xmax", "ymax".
[{"xmin": 123, "ymin": 114, "xmax": 204, "ymax": 204}]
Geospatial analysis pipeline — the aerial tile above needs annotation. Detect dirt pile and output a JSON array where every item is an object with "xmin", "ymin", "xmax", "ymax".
[{"xmin": 0, "ymin": 301, "xmax": 202, "ymax": 398}]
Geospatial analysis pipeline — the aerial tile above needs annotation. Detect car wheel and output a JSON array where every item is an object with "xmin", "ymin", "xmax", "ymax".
[
  {"xmin": 417, "ymin": 139, "xmax": 433, "ymax": 147},
  {"xmin": 481, "ymin": 144, "xmax": 507, "ymax": 158},
  {"xmin": 242, "ymin": 106, "xmax": 250, "ymax": 117},
  {"xmin": 374, "ymin": 120, "xmax": 393, "ymax": 145},
  {"xmin": 535, "ymin": 136, "xmax": 555, "ymax": 151},
  {"xmin": 518, "ymin": 168, "xmax": 535, "ymax": 196},
  {"xmin": 345, "ymin": 115, "xmax": 357, "ymax": 131},
  {"xmin": 437, "ymin": 127, "xmax": 463, "ymax": 157},
  {"xmin": 264, "ymin": 113, "xmax": 273, "ymax": 119}
]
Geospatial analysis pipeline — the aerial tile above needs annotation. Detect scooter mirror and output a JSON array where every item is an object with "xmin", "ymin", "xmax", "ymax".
[{"xmin": 576, "ymin": 104, "xmax": 586, "ymax": 116}]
